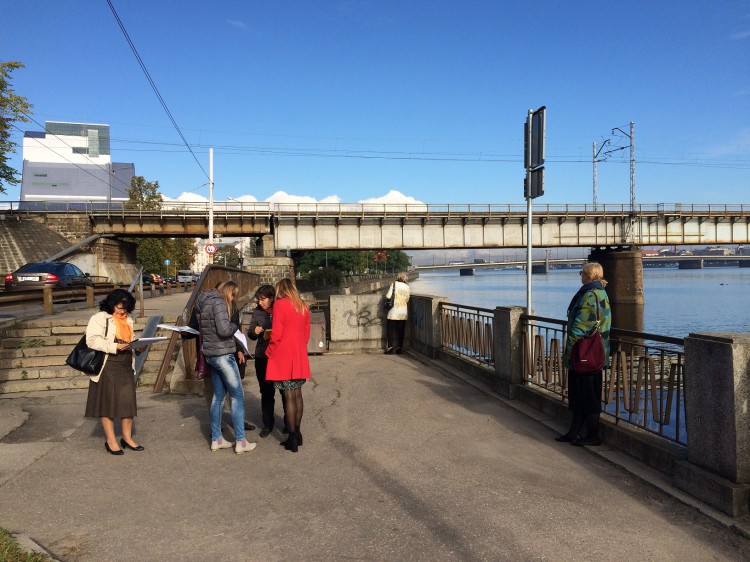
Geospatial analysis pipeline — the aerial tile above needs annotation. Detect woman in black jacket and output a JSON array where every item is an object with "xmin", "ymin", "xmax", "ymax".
[
  {"xmin": 196, "ymin": 281, "xmax": 256, "ymax": 454},
  {"xmin": 247, "ymin": 284, "xmax": 286, "ymax": 438}
]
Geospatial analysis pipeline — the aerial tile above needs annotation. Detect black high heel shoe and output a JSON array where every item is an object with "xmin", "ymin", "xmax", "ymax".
[
  {"xmin": 283, "ymin": 431, "xmax": 298, "ymax": 453},
  {"xmin": 120, "ymin": 438, "xmax": 145, "ymax": 451},
  {"xmin": 105, "ymin": 442, "xmax": 124, "ymax": 456},
  {"xmin": 296, "ymin": 430, "xmax": 303, "ymax": 447}
]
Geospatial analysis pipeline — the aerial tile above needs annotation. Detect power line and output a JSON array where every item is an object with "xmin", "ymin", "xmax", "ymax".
[{"xmin": 106, "ymin": 0, "xmax": 209, "ymax": 181}]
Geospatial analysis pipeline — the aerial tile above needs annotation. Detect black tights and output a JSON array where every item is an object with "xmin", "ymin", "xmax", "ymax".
[
  {"xmin": 282, "ymin": 388, "xmax": 304, "ymax": 433},
  {"xmin": 564, "ymin": 413, "xmax": 600, "ymax": 439}
]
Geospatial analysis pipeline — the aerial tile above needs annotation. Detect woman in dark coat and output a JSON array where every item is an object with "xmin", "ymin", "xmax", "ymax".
[
  {"xmin": 557, "ymin": 262, "xmax": 612, "ymax": 446},
  {"xmin": 248, "ymin": 284, "xmax": 286, "ymax": 438},
  {"xmin": 196, "ymin": 281, "xmax": 256, "ymax": 454},
  {"xmin": 84, "ymin": 289, "xmax": 143, "ymax": 455},
  {"xmin": 265, "ymin": 278, "xmax": 311, "ymax": 453}
]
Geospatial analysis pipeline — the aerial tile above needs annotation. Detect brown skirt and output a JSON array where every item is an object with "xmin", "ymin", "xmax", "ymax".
[{"xmin": 84, "ymin": 352, "xmax": 137, "ymax": 418}]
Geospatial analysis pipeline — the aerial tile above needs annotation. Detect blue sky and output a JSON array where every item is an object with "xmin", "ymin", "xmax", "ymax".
[{"xmin": 3, "ymin": 1, "xmax": 749, "ymax": 205}]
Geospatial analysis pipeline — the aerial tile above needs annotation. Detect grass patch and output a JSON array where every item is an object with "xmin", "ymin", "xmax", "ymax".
[
  {"xmin": 0, "ymin": 528, "xmax": 52, "ymax": 561},
  {"xmin": 17, "ymin": 339, "xmax": 44, "ymax": 349}
]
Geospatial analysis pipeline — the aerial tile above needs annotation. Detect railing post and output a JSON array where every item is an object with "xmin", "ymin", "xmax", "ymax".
[
  {"xmin": 43, "ymin": 286, "xmax": 53, "ymax": 316},
  {"xmin": 674, "ymin": 332, "xmax": 750, "ymax": 516},
  {"xmin": 493, "ymin": 306, "xmax": 525, "ymax": 398},
  {"xmin": 86, "ymin": 285, "xmax": 94, "ymax": 308}
]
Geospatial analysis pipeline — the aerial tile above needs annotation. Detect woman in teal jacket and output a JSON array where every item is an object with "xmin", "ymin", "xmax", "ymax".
[{"xmin": 557, "ymin": 262, "xmax": 611, "ymax": 446}]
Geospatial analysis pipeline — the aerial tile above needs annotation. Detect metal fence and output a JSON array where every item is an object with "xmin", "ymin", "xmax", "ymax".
[
  {"xmin": 439, "ymin": 303, "xmax": 495, "ymax": 369},
  {"xmin": 522, "ymin": 314, "xmax": 686, "ymax": 446}
]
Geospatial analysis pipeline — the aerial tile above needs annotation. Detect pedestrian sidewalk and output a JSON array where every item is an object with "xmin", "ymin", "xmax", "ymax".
[{"xmin": 1, "ymin": 351, "xmax": 749, "ymax": 561}]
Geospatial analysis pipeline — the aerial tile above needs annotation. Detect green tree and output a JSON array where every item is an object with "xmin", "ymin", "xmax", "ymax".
[
  {"xmin": 294, "ymin": 249, "xmax": 411, "ymax": 275},
  {"xmin": 214, "ymin": 245, "xmax": 240, "ymax": 267},
  {"xmin": 125, "ymin": 175, "xmax": 162, "ymax": 210},
  {"xmin": 172, "ymin": 238, "xmax": 198, "ymax": 270},
  {"xmin": 0, "ymin": 62, "xmax": 32, "ymax": 193}
]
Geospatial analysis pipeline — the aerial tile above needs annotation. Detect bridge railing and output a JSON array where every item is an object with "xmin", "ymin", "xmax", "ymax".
[
  {"xmin": 522, "ymin": 314, "xmax": 686, "ymax": 446},
  {"xmin": 2, "ymin": 200, "xmax": 750, "ymax": 219}
]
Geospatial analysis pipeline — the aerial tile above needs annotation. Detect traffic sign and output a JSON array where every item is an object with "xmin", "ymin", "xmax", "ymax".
[
  {"xmin": 524, "ymin": 106, "xmax": 546, "ymax": 170},
  {"xmin": 164, "ymin": 259, "xmax": 171, "ymax": 266},
  {"xmin": 205, "ymin": 243, "xmax": 217, "ymax": 255}
]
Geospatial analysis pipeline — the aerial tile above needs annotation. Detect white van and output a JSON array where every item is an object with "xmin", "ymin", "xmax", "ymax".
[{"xmin": 177, "ymin": 270, "xmax": 195, "ymax": 283}]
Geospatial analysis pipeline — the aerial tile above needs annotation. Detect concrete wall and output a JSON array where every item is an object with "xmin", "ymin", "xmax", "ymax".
[{"xmin": 329, "ymin": 293, "xmax": 386, "ymax": 352}]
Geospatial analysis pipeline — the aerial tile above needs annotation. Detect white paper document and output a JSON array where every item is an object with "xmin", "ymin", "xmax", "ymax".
[
  {"xmin": 233, "ymin": 330, "xmax": 250, "ymax": 354},
  {"xmin": 130, "ymin": 337, "xmax": 169, "ymax": 349},
  {"xmin": 157, "ymin": 323, "xmax": 199, "ymax": 335}
]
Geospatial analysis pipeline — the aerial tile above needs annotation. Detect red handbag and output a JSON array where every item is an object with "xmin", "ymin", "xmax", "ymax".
[{"xmin": 570, "ymin": 293, "xmax": 605, "ymax": 374}]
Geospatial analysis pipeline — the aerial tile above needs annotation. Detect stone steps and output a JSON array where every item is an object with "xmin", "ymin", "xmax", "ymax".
[{"xmin": 0, "ymin": 316, "xmax": 179, "ymax": 394}]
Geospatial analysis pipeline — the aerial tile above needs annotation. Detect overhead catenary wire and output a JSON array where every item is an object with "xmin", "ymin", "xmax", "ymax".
[{"xmin": 106, "ymin": 0, "xmax": 209, "ymax": 181}]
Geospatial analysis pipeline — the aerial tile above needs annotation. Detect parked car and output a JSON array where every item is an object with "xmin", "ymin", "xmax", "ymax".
[
  {"xmin": 4, "ymin": 262, "xmax": 94, "ymax": 291},
  {"xmin": 141, "ymin": 273, "xmax": 164, "ymax": 285}
]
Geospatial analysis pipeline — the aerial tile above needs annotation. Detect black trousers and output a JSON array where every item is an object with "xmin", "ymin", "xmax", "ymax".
[
  {"xmin": 255, "ymin": 356, "xmax": 285, "ymax": 429},
  {"xmin": 386, "ymin": 319, "xmax": 406, "ymax": 349}
]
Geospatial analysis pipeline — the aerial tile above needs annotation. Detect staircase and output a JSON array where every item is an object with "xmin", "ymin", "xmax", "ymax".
[{"xmin": 0, "ymin": 315, "xmax": 180, "ymax": 394}]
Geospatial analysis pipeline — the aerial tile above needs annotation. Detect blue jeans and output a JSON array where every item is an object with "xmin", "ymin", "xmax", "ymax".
[{"xmin": 207, "ymin": 353, "xmax": 245, "ymax": 442}]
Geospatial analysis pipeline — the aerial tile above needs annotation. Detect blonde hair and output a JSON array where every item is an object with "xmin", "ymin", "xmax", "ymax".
[
  {"xmin": 396, "ymin": 272, "xmax": 409, "ymax": 284},
  {"xmin": 275, "ymin": 278, "xmax": 308, "ymax": 314},
  {"xmin": 582, "ymin": 262, "xmax": 608, "ymax": 288},
  {"xmin": 216, "ymin": 280, "xmax": 239, "ymax": 315}
]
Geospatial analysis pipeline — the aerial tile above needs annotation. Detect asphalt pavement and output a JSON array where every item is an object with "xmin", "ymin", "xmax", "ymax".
[{"xmin": 1, "ymin": 290, "xmax": 750, "ymax": 560}]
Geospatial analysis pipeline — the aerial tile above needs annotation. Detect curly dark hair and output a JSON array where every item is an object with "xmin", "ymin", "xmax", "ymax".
[{"xmin": 99, "ymin": 289, "xmax": 136, "ymax": 314}]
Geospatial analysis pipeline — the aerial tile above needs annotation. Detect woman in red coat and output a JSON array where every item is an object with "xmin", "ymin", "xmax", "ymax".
[{"xmin": 265, "ymin": 278, "xmax": 311, "ymax": 453}]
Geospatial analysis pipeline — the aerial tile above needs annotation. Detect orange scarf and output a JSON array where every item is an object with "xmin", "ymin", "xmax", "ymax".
[{"xmin": 113, "ymin": 314, "xmax": 133, "ymax": 343}]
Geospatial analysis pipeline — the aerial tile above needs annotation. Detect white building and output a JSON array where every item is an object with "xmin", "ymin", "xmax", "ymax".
[{"xmin": 20, "ymin": 121, "xmax": 134, "ymax": 206}]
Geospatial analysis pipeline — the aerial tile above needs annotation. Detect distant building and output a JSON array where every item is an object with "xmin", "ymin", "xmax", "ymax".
[{"xmin": 20, "ymin": 121, "xmax": 134, "ymax": 205}]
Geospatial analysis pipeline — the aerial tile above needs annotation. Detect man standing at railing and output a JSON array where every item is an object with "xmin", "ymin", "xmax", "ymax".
[{"xmin": 556, "ymin": 262, "xmax": 611, "ymax": 446}]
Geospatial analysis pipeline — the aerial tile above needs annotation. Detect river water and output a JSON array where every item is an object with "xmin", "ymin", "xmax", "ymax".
[{"xmin": 410, "ymin": 266, "xmax": 750, "ymax": 339}]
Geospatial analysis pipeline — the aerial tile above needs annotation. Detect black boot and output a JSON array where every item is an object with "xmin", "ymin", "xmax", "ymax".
[
  {"xmin": 283, "ymin": 431, "xmax": 298, "ymax": 452},
  {"xmin": 296, "ymin": 430, "xmax": 303, "ymax": 447}
]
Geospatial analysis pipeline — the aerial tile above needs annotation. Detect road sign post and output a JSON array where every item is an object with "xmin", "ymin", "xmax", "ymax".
[{"xmin": 524, "ymin": 106, "xmax": 546, "ymax": 359}]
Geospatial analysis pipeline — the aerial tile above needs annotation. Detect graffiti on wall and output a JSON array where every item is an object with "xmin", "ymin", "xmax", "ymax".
[{"xmin": 343, "ymin": 308, "xmax": 382, "ymax": 328}]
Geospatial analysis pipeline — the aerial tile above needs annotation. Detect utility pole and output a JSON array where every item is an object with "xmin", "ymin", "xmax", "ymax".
[
  {"xmin": 208, "ymin": 147, "xmax": 214, "ymax": 264},
  {"xmin": 592, "ymin": 139, "xmax": 610, "ymax": 210}
]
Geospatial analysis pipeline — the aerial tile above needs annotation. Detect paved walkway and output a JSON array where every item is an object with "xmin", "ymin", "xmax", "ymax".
[{"xmin": 1, "ymin": 293, "xmax": 750, "ymax": 560}]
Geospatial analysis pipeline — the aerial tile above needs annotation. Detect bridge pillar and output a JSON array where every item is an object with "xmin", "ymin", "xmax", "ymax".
[
  {"xmin": 588, "ymin": 247, "xmax": 644, "ymax": 306},
  {"xmin": 679, "ymin": 259, "xmax": 704, "ymax": 270},
  {"xmin": 261, "ymin": 235, "xmax": 275, "ymax": 257}
]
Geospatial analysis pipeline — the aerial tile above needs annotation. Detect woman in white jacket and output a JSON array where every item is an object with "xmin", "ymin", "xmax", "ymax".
[
  {"xmin": 385, "ymin": 272, "xmax": 411, "ymax": 354},
  {"xmin": 84, "ymin": 289, "xmax": 143, "ymax": 456}
]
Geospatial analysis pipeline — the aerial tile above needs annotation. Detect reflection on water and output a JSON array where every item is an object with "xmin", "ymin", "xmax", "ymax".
[{"xmin": 410, "ymin": 267, "xmax": 750, "ymax": 339}]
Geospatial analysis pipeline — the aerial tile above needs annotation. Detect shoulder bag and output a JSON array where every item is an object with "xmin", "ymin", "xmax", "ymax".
[
  {"xmin": 66, "ymin": 320, "xmax": 108, "ymax": 376},
  {"xmin": 194, "ymin": 316, "xmax": 210, "ymax": 380},
  {"xmin": 383, "ymin": 284, "xmax": 395, "ymax": 310},
  {"xmin": 570, "ymin": 292, "xmax": 605, "ymax": 374}
]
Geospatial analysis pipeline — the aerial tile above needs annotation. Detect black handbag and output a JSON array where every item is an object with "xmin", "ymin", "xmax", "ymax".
[
  {"xmin": 384, "ymin": 284, "xmax": 395, "ymax": 310},
  {"xmin": 66, "ymin": 321, "xmax": 108, "ymax": 376}
]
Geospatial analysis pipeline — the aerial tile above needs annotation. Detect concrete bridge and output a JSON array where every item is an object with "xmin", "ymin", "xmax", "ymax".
[{"xmin": 6, "ymin": 201, "xmax": 750, "ymax": 250}]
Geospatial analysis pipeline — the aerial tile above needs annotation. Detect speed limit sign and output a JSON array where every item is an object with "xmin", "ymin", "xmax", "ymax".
[{"xmin": 205, "ymin": 243, "xmax": 217, "ymax": 255}]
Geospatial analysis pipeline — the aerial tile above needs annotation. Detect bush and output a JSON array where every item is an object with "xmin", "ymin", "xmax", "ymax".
[{"xmin": 306, "ymin": 267, "xmax": 343, "ymax": 288}]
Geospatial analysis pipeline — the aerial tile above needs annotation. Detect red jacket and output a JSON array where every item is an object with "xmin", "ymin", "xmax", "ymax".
[{"xmin": 265, "ymin": 297, "xmax": 311, "ymax": 380}]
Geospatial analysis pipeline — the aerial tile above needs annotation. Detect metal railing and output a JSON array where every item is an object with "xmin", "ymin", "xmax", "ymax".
[
  {"xmin": 522, "ymin": 314, "xmax": 686, "ymax": 446},
  {"xmin": 439, "ymin": 302, "xmax": 495, "ymax": 369},
  {"xmin": 2, "ymin": 200, "xmax": 750, "ymax": 219}
]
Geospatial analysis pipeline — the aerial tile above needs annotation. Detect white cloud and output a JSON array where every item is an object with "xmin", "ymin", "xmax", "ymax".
[
  {"xmin": 227, "ymin": 20, "xmax": 248, "ymax": 29},
  {"xmin": 358, "ymin": 190, "xmax": 424, "ymax": 204},
  {"xmin": 731, "ymin": 29, "xmax": 750, "ymax": 40},
  {"xmin": 164, "ymin": 192, "xmax": 208, "ymax": 202}
]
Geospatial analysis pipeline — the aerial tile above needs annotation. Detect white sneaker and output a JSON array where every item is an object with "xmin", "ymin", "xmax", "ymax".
[
  {"xmin": 210, "ymin": 437, "xmax": 233, "ymax": 451},
  {"xmin": 235, "ymin": 439, "xmax": 257, "ymax": 454}
]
